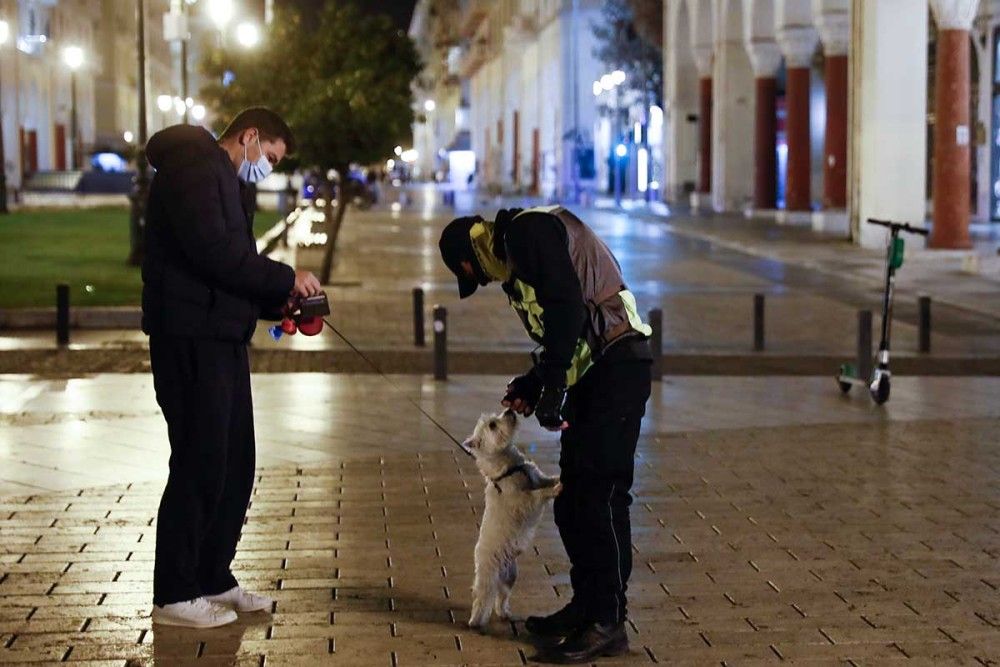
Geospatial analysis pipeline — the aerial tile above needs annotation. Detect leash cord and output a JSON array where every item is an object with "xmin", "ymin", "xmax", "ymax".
[{"xmin": 320, "ymin": 317, "xmax": 472, "ymax": 458}]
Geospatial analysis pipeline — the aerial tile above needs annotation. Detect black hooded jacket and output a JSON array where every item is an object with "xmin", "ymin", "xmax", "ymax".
[{"xmin": 141, "ymin": 125, "xmax": 294, "ymax": 342}]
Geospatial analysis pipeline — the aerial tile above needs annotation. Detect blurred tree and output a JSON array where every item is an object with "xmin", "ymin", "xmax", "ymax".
[
  {"xmin": 201, "ymin": 2, "xmax": 420, "ymax": 283},
  {"xmin": 626, "ymin": 0, "xmax": 663, "ymax": 50},
  {"xmin": 592, "ymin": 0, "xmax": 662, "ymax": 107}
]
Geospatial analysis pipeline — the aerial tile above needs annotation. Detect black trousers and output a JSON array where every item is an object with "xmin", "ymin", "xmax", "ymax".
[
  {"xmin": 149, "ymin": 336, "xmax": 256, "ymax": 606},
  {"xmin": 554, "ymin": 355, "xmax": 651, "ymax": 625}
]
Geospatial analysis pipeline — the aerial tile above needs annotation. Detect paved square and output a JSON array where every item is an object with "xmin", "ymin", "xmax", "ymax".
[{"xmin": 1, "ymin": 375, "xmax": 999, "ymax": 664}]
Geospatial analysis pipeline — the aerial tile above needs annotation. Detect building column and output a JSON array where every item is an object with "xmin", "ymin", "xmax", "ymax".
[
  {"xmin": 815, "ymin": 5, "xmax": 849, "ymax": 209},
  {"xmin": 849, "ymin": 0, "xmax": 928, "ymax": 249},
  {"xmin": 778, "ymin": 27, "xmax": 819, "ymax": 215},
  {"xmin": 746, "ymin": 41, "xmax": 782, "ymax": 210},
  {"xmin": 929, "ymin": 0, "xmax": 980, "ymax": 249},
  {"xmin": 694, "ymin": 46, "xmax": 713, "ymax": 201}
]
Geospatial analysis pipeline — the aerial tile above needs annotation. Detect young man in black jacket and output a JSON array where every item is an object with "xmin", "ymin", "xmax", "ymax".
[
  {"xmin": 142, "ymin": 108, "xmax": 321, "ymax": 627},
  {"xmin": 439, "ymin": 207, "xmax": 652, "ymax": 663}
]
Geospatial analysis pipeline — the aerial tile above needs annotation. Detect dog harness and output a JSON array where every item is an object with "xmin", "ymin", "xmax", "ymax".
[{"xmin": 490, "ymin": 464, "xmax": 531, "ymax": 493}]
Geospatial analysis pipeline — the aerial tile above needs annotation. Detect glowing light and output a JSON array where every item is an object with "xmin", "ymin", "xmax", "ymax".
[
  {"xmin": 191, "ymin": 104, "xmax": 206, "ymax": 121},
  {"xmin": 615, "ymin": 144, "xmax": 628, "ymax": 158},
  {"xmin": 173, "ymin": 96, "xmax": 186, "ymax": 116},
  {"xmin": 424, "ymin": 100, "xmax": 436, "ymax": 112},
  {"xmin": 637, "ymin": 148, "xmax": 648, "ymax": 193},
  {"xmin": 156, "ymin": 94, "xmax": 173, "ymax": 112},
  {"xmin": 600, "ymin": 74, "xmax": 613, "ymax": 91},
  {"xmin": 400, "ymin": 149, "xmax": 419, "ymax": 163},
  {"xmin": 394, "ymin": 145, "xmax": 403, "ymax": 156},
  {"xmin": 611, "ymin": 70, "xmax": 626, "ymax": 85},
  {"xmin": 391, "ymin": 202, "xmax": 402, "ymax": 212},
  {"xmin": 235, "ymin": 22, "xmax": 260, "ymax": 48},
  {"xmin": 592, "ymin": 81, "xmax": 602, "ymax": 97},
  {"xmin": 62, "ymin": 45, "xmax": 84, "ymax": 70},
  {"xmin": 207, "ymin": 0, "xmax": 235, "ymax": 29},
  {"xmin": 386, "ymin": 158, "xmax": 395, "ymax": 170},
  {"xmin": 649, "ymin": 180, "xmax": 660, "ymax": 190},
  {"xmin": 634, "ymin": 122, "xmax": 642, "ymax": 144},
  {"xmin": 123, "ymin": 131, "xmax": 134, "ymax": 143},
  {"xmin": 185, "ymin": 97, "xmax": 194, "ymax": 108},
  {"xmin": 0, "ymin": 20, "xmax": 10, "ymax": 45}
]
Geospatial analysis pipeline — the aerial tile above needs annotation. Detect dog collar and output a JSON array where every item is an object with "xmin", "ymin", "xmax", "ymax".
[{"xmin": 491, "ymin": 463, "xmax": 530, "ymax": 493}]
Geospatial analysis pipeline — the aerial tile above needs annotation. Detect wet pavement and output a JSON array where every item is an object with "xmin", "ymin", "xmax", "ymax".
[{"xmin": 1, "ymin": 373, "xmax": 1000, "ymax": 664}]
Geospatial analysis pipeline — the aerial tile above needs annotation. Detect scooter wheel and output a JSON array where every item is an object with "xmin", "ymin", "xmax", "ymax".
[
  {"xmin": 870, "ymin": 375, "xmax": 890, "ymax": 405},
  {"xmin": 838, "ymin": 379, "xmax": 852, "ymax": 394}
]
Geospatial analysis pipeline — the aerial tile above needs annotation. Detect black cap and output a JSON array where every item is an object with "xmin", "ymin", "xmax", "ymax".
[{"xmin": 439, "ymin": 216, "xmax": 482, "ymax": 298}]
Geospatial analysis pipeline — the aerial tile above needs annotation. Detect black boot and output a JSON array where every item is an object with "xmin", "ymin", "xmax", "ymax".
[
  {"xmin": 524, "ymin": 602, "xmax": 586, "ymax": 639},
  {"xmin": 533, "ymin": 621, "xmax": 628, "ymax": 664}
]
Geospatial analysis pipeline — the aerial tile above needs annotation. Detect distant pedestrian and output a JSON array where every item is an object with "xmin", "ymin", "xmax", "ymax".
[{"xmin": 141, "ymin": 108, "xmax": 321, "ymax": 628}]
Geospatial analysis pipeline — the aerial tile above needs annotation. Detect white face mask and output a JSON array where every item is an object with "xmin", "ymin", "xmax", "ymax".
[{"xmin": 237, "ymin": 134, "xmax": 272, "ymax": 183}]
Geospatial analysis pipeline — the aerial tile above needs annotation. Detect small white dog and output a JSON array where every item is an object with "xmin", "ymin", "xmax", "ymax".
[{"xmin": 462, "ymin": 408, "xmax": 561, "ymax": 629}]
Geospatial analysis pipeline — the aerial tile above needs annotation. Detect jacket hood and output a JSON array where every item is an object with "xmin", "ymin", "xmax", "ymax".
[{"xmin": 146, "ymin": 124, "xmax": 223, "ymax": 171}]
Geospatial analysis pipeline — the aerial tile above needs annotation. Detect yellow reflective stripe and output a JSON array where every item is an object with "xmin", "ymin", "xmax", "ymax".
[
  {"xmin": 511, "ymin": 279, "xmax": 545, "ymax": 339},
  {"xmin": 619, "ymin": 290, "xmax": 652, "ymax": 336},
  {"xmin": 565, "ymin": 340, "xmax": 593, "ymax": 387}
]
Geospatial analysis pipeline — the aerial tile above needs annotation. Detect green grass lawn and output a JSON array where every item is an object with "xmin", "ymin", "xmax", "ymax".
[{"xmin": 0, "ymin": 207, "xmax": 284, "ymax": 309}]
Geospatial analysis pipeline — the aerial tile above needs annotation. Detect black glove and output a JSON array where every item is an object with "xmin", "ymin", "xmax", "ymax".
[
  {"xmin": 535, "ymin": 385, "xmax": 567, "ymax": 429},
  {"xmin": 503, "ymin": 371, "xmax": 543, "ymax": 415}
]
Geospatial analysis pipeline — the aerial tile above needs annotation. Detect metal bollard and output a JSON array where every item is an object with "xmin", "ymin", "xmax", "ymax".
[
  {"xmin": 56, "ymin": 284, "xmax": 70, "ymax": 346},
  {"xmin": 753, "ymin": 293, "xmax": 765, "ymax": 351},
  {"xmin": 413, "ymin": 287, "xmax": 425, "ymax": 347},
  {"xmin": 648, "ymin": 308, "xmax": 663, "ymax": 380},
  {"xmin": 433, "ymin": 305, "xmax": 447, "ymax": 381},
  {"xmin": 857, "ymin": 310, "xmax": 873, "ymax": 382},
  {"xmin": 918, "ymin": 295, "xmax": 931, "ymax": 354}
]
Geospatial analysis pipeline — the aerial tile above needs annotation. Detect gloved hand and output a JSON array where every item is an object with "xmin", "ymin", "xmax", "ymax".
[
  {"xmin": 535, "ymin": 385, "xmax": 568, "ymax": 431},
  {"xmin": 502, "ymin": 371, "xmax": 543, "ymax": 416}
]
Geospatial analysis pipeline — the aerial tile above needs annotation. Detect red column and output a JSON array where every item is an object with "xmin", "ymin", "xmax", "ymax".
[
  {"xmin": 785, "ymin": 67, "xmax": 811, "ymax": 211},
  {"xmin": 754, "ymin": 77, "xmax": 777, "ymax": 209},
  {"xmin": 823, "ymin": 55, "xmax": 848, "ymax": 209},
  {"xmin": 698, "ymin": 77, "xmax": 712, "ymax": 193},
  {"xmin": 931, "ymin": 29, "xmax": 971, "ymax": 249}
]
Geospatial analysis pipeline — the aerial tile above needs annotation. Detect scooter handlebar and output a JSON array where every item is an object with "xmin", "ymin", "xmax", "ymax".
[{"xmin": 867, "ymin": 218, "xmax": 930, "ymax": 236}]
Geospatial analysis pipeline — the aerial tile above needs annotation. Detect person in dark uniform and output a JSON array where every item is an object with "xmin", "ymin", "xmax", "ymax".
[
  {"xmin": 439, "ymin": 207, "xmax": 652, "ymax": 663},
  {"xmin": 142, "ymin": 107, "xmax": 321, "ymax": 628}
]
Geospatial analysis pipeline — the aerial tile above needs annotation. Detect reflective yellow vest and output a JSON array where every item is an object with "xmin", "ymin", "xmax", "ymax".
[{"xmin": 484, "ymin": 206, "xmax": 651, "ymax": 387}]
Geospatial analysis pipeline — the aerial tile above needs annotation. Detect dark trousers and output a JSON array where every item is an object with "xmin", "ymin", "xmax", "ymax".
[
  {"xmin": 554, "ymin": 356, "xmax": 651, "ymax": 625},
  {"xmin": 149, "ymin": 336, "xmax": 256, "ymax": 606}
]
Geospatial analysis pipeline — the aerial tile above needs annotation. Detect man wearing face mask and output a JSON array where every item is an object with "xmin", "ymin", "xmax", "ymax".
[{"xmin": 142, "ymin": 107, "xmax": 321, "ymax": 627}]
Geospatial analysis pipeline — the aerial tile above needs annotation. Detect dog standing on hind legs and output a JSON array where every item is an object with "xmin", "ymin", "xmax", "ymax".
[{"xmin": 462, "ymin": 409, "xmax": 561, "ymax": 630}]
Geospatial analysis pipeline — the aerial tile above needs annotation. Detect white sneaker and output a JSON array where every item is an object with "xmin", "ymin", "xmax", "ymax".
[
  {"xmin": 204, "ymin": 586, "xmax": 273, "ymax": 613},
  {"xmin": 151, "ymin": 597, "xmax": 238, "ymax": 628}
]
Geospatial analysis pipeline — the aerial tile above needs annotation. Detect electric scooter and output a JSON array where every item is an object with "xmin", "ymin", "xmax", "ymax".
[{"xmin": 837, "ymin": 218, "xmax": 930, "ymax": 405}]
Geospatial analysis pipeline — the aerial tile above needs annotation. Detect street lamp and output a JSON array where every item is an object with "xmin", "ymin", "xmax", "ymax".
[
  {"xmin": 235, "ymin": 21, "xmax": 259, "ymax": 48},
  {"xmin": 0, "ymin": 19, "xmax": 10, "ymax": 213},
  {"xmin": 63, "ymin": 46, "xmax": 85, "ymax": 170},
  {"xmin": 596, "ymin": 70, "xmax": 627, "ymax": 205},
  {"xmin": 208, "ymin": 0, "xmax": 234, "ymax": 45},
  {"xmin": 156, "ymin": 94, "xmax": 173, "ymax": 127}
]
